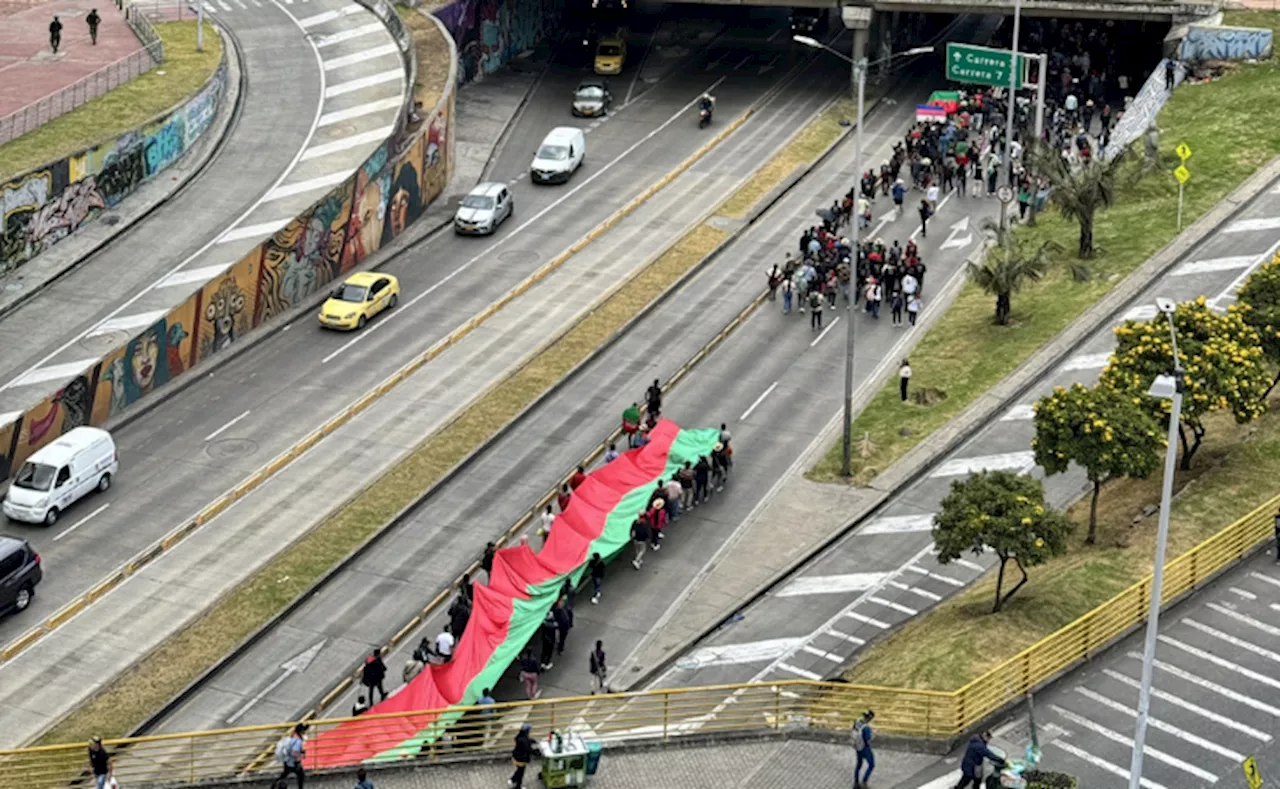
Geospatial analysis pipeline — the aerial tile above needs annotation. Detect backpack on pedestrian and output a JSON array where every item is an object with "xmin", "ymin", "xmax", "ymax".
[{"xmin": 274, "ymin": 735, "xmax": 294, "ymax": 765}]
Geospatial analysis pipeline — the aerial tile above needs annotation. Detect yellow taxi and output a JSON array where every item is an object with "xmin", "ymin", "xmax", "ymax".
[
  {"xmin": 594, "ymin": 35, "xmax": 626, "ymax": 75},
  {"xmin": 318, "ymin": 271, "xmax": 400, "ymax": 330}
]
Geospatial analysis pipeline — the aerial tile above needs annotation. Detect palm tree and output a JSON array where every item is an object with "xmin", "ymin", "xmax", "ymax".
[
  {"xmin": 966, "ymin": 230, "xmax": 1053, "ymax": 325},
  {"xmin": 1025, "ymin": 140, "xmax": 1126, "ymax": 258}
]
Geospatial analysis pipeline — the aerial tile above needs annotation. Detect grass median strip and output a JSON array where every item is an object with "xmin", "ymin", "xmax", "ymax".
[
  {"xmin": 809, "ymin": 10, "xmax": 1280, "ymax": 485},
  {"xmin": 845, "ymin": 403, "xmax": 1280, "ymax": 690},
  {"xmin": 35, "ymin": 84, "xmax": 852, "ymax": 746},
  {"xmin": 0, "ymin": 21, "xmax": 222, "ymax": 182}
]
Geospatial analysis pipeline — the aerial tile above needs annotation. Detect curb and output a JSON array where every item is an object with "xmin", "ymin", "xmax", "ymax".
[
  {"xmin": 624, "ymin": 151, "xmax": 1280, "ymax": 692},
  {"xmin": 0, "ymin": 22, "xmax": 245, "ymax": 323}
]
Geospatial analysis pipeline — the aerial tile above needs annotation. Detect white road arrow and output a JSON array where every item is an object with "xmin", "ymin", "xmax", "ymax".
[
  {"xmin": 226, "ymin": 640, "xmax": 326, "ymax": 724},
  {"xmin": 758, "ymin": 55, "xmax": 778, "ymax": 76},
  {"xmin": 939, "ymin": 216, "xmax": 973, "ymax": 251}
]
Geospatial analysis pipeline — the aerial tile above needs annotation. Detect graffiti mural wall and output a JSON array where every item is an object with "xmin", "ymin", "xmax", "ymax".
[
  {"xmin": 1178, "ymin": 25, "xmax": 1274, "ymax": 62},
  {"xmin": 435, "ymin": 0, "xmax": 562, "ymax": 84},
  {"xmin": 0, "ymin": 56, "xmax": 228, "ymax": 275},
  {"xmin": 0, "ymin": 13, "xmax": 457, "ymax": 486}
]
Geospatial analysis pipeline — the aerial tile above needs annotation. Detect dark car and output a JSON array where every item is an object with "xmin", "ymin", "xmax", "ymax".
[
  {"xmin": 572, "ymin": 79, "xmax": 612, "ymax": 117},
  {"xmin": 0, "ymin": 536, "xmax": 41, "ymax": 615},
  {"xmin": 789, "ymin": 7, "xmax": 829, "ymax": 36}
]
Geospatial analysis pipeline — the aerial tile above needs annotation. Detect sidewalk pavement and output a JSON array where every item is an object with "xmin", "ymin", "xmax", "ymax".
[{"xmin": 0, "ymin": 0, "xmax": 142, "ymax": 118}]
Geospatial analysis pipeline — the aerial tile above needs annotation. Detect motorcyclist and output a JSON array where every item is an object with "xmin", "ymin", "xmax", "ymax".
[{"xmin": 698, "ymin": 93, "xmax": 715, "ymax": 119}]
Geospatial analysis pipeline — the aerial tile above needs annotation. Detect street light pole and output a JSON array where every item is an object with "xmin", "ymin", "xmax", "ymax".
[
  {"xmin": 1128, "ymin": 301, "xmax": 1184, "ymax": 789},
  {"xmin": 841, "ymin": 56, "xmax": 866, "ymax": 478},
  {"xmin": 1000, "ymin": 0, "xmax": 1022, "ymax": 231}
]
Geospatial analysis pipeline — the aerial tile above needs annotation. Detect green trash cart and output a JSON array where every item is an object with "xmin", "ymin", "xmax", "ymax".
[{"xmin": 538, "ymin": 731, "xmax": 590, "ymax": 787}]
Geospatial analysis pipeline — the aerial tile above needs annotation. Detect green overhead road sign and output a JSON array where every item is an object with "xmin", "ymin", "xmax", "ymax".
[{"xmin": 946, "ymin": 42, "xmax": 1031, "ymax": 89}]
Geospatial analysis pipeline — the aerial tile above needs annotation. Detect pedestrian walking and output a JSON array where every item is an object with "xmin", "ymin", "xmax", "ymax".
[
  {"xmin": 892, "ymin": 179, "xmax": 906, "ymax": 218},
  {"xmin": 361, "ymin": 649, "xmax": 387, "ymax": 703},
  {"xmin": 622, "ymin": 402, "xmax": 641, "ymax": 447},
  {"xmin": 767, "ymin": 264, "xmax": 782, "ymax": 300},
  {"xmin": 630, "ymin": 516, "xmax": 650, "ymax": 569},
  {"xmin": 693, "ymin": 455, "xmax": 711, "ymax": 505},
  {"xmin": 482, "ymin": 541, "xmax": 496, "ymax": 578},
  {"xmin": 665, "ymin": 475, "xmax": 683, "ymax": 520},
  {"xmin": 589, "ymin": 640, "xmax": 608, "ymax": 694},
  {"xmin": 1164, "ymin": 58, "xmax": 1177, "ymax": 91},
  {"xmin": 603, "ymin": 442, "xmax": 620, "ymax": 463},
  {"xmin": 852, "ymin": 710, "xmax": 876, "ymax": 789},
  {"xmin": 557, "ymin": 483, "xmax": 572, "ymax": 513},
  {"xmin": 646, "ymin": 378, "xmax": 663, "ymax": 417},
  {"xmin": 49, "ymin": 15, "xmax": 62, "ymax": 53},
  {"xmin": 434, "ymin": 624, "xmax": 455, "ymax": 663},
  {"xmin": 569, "ymin": 464, "xmax": 587, "ymax": 490},
  {"xmin": 648, "ymin": 499, "xmax": 667, "ymax": 550},
  {"xmin": 809, "ymin": 290, "xmax": 823, "ymax": 330},
  {"xmin": 352, "ymin": 695, "xmax": 370, "ymax": 716},
  {"xmin": 553, "ymin": 598, "xmax": 572, "ymax": 655},
  {"xmin": 953, "ymin": 731, "xmax": 1006, "ymax": 789},
  {"xmin": 918, "ymin": 199, "xmax": 931, "ymax": 238},
  {"xmin": 540, "ymin": 504, "xmax": 555, "ymax": 538},
  {"xmin": 518, "ymin": 651, "xmax": 541, "ymax": 699},
  {"xmin": 925, "ymin": 182, "xmax": 939, "ymax": 214},
  {"xmin": 402, "ymin": 657, "xmax": 423, "ymax": 683},
  {"xmin": 354, "ymin": 767, "xmax": 373, "ymax": 789},
  {"xmin": 899, "ymin": 359, "xmax": 912, "ymax": 402},
  {"xmin": 476, "ymin": 688, "xmax": 497, "ymax": 742},
  {"xmin": 539, "ymin": 611, "xmax": 557, "ymax": 669},
  {"xmin": 88, "ymin": 736, "xmax": 114, "ymax": 789},
  {"xmin": 510, "ymin": 724, "xmax": 535, "ymax": 789},
  {"xmin": 891, "ymin": 290, "xmax": 904, "ymax": 326},
  {"xmin": 86, "ymin": 9, "xmax": 100, "ymax": 44},
  {"xmin": 275, "ymin": 724, "xmax": 308, "ymax": 789},
  {"xmin": 588, "ymin": 552, "xmax": 605, "ymax": 603},
  {"xmin": 781, "ymin": 277, "xmax": 793, "ymax": 314},
  {"xmin": 907, "ymin": 294, "xmax": 921, "ymax": 326},
  {"xmin": 677, "ymin": 461, "xmax": 694, "ymax": 509}
]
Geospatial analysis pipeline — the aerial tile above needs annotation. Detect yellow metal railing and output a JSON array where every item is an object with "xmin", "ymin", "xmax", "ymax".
[{"xmin": 4, "ymin": 496, "xmax": 1273, "ymax": 789}]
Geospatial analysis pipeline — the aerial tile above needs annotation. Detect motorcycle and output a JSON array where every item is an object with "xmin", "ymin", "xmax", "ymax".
[{"xmin": 698, "ymin": 107, "xmax": 712, "ymax": 128}]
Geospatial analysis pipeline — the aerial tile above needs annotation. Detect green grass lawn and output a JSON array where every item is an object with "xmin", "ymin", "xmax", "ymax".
[
  {"xmin": 845, "ymin": 402, "xmax": 1280, "ymax": 690},
  {"xmin": 809, "ymin": 10, "xmax": 1280, "ymax": 485},
  {"xmin": 0, "ymin": 20, "xmax": 222, "ymax": 183}
]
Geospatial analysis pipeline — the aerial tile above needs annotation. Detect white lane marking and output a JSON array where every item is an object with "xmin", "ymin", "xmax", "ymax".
[
  {"xmin": 298, "ymin": 4, "xmax": 360, "ymax": 27},
  {"xmin": 844, "ymin": 610, "xmax": 890, "ymax": 629},
  {"xmin": 156, "ymin": 264, "xmax": 230, "ymax": 289},
  {"xmin": 929, "ymin": 451, "xmax": 1035, "ymax": 477},
  {"xmin": 867, "ymin": 595, "xmax": 917, "ymax": 616},
  {"xmin": 1074, "ymin": 686, "xmax": 1245, "ymax": 761},
  {"xmin": 809, "ymin": 316, "xmax": 840, "ymax": 347},
  {"xmin": 320, "ymin": 77, "xmax": 729, "ymax": 366},
  {"xmin": 318, "ymin": 96, "xmax": 403, "ymax": 127},
  {"xmin": 1049, "ymin": 738, "xmax": 1168, "ymax": 789},
  {"xmin": 1122, "ymin": 305, "xmax": 1157, "ymax": 322},
  {"xmin": 202, "ymin": 3, "xmax": 216, "ymax": 14},
  {"xmin": 322, "ymin": 43, "xmax": 399, "ymax": 70},
  {"xmin": 0, "ymin": 0, "xmax": 331, "ymax": 396},
  {"xmin": 1228, "ymin": 586, "xmax": 1257, "ymax": 601},
  {"xmin": 889, "ymin": 580, "xmax": 942, "ymax": 602},
  {"xmin": 314, "ymin": 22, "xmax": 384, "ymax": 48},
  {"xmin": 204, "ymin": 410, "xmax": 252, "ymax": 442},
  {"xmin": 952, "ymin": 556, "xmax": 985, "ymax": 572},
  {"xmin": 1183, "ymin": 618, "xmax": 1280, "ymax": 665},
  {"xmin": 1249, "ymin": 571, "xmax": 1280, "ymax": 590},
  {"xmin": 1224, "ymin": 216, "xmax": 1280, "ymax": 233},
  {"xmin": 8, "ymin": 359, "xmax": 98, "ymax": 388},
  {"xmin": 300, "ymin": 126, "xmax": 396, "ymax": 161},
  {"xmin": 1172, "ymin": 255, "xmax": 1257, "ymax": 275},
  {"xmin": 1159, "ymin": 634, "xmax": 1280, "ymax": 689},
  {"xmin": 904, "ymin": 564, "xmax": 965, "ymax": 587},
  {"xmin": 1103, "ymin": 668, "xmax": 1273, "ymax": 741},
  {"xmin": 800, "ymin": 644, "xmax": 844, "ymax": 662},
  {"xmin": 683, "ymin": 637, "xmax": 803, "ymax": 668},
  {"xmin": 263, "ymin": 171, "xmax": 352, "ymax": 202},
  {"xmin": 767, "ymin": 28, "xmax": 782, "ymax": 41},
  {"xmin": 739, "ymin": 381, "xmax": 779, "ymax": 421},
  {"xmin": 1000, "ymin": 403, "xmax": 1036, "ymax": 421},
  {"xmin": 733, "ymin": 54, "xmax": 752, "ymax": 71},
  {"xmin": 217, "ymin": 219, "xmax": 291, "ymax": 244},
  {"xmin": 775, "ymin": 662, "xmax": 822, "ymax": 680},
  {"xmin": 1132, "ymin": 652, "xmax": 1280, "ymax": 716},
  {"xmin": 1050, "ymin": 705, "xmax": 1217, "ymax": 783},
  {"xmin": 217, "ymin": 0, "xmax": 230, "ymax": 10},
  {"xmin": 1207, "ymin": 239, "xmax": 1280, "ymax": 311},
  {"xmin": 1062, "ymin": 351, "xmax": 1113, "ymax": 371},
  {"xmin": 911, "ymin": 773, "xmax": 962, "ymax": 789},
  {"xmin": 325, "ymin": 69, "xmax": 402, "ymax": 98},
  {"xmin": 861, "ymin": 513, "xmax": 934, "ymax": 535},
  {"xmin": 53, "ymin": 504, "xmax": 110, "ymax": 542},
  {"xmin": 776, "ymin": 572, "xmax": 890, "ymax": 598},
  {"xmin": 1207, "ymin": 602, "xmax": 1280, "ymax": 638},
  {"xmin": 824, "ymin": 628, "xmax": 865, "ymax": 646},
  {"xmin": 83, "ymin": 309, "xmax": 169, "ymax": 338}
]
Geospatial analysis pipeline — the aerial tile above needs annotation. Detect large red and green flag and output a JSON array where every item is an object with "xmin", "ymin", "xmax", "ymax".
[{"xmin": 310, "ymin": 419, "xmax": 720, "ymax": 768}]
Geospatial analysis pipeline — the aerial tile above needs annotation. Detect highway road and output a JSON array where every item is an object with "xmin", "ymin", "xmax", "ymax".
[
  {"xmin": 139, "ymin": 66, "xmax": 1002, "ymax": 739},
  {"xmin": 0, "ymin": 0, "xmax": 407, "ymax": 414},
  {"xmin": 0, "ymin": 11, "xmax": 856, "ymax": 747},
  {"xmin": 651, "ymin": 169, "xmax": 1280, "ymax": 694}
]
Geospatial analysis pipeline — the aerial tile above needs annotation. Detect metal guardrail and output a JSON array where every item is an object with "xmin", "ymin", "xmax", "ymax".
[
  {"xmin": 2, "ymin": 493, "xmax": 1273, "ymax": 787},
  {"xmin": 124, "ymin": 5, "xmax": 167, "ymax": 63}
]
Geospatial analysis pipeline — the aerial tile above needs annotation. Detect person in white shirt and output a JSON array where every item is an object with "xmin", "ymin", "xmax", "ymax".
[
  {"xmin": 925, "ymin": 183, "xmax": 939, "ymax": 213},
  {"xmin": 434, "ymin": 625, "xmax": 455, "ymax": 663},
  {"xmin": 901, "ymin": 273, "xmax": 918, "ymax": 298},
  {"xmin": 540, "ymin": 504, "xmax": 555, "ymax": 537},
  {"xmin": 899, "ymin": 359, "xmax": 912, "ymax": 401}
]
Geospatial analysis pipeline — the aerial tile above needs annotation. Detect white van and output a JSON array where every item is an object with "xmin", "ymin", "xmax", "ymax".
[
  {"xmin": 531, "ymin": 127, "xmax": 586, "ymax": 184},
  {"xmin": 3, "ymin": 427, "xmax": 118, "ymax": 526}
]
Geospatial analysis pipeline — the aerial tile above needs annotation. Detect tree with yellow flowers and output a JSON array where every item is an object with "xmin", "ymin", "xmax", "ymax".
[
  {"xmin": 1032, "ymin": 383, "xmax": 1163, "ymax": 545},
  {"xmin": 1099, "ymin": 298, "xmax": 1269, "ymax": 470},
  {"xmin": 932, "ymin": 470, "xmax": 1072, "ymax": 613},
  {"xmin": 1236, "ymin": 252, "xmax": 1280, "ymax": 400}
]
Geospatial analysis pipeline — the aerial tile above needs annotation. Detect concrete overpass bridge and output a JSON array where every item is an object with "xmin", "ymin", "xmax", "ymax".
[{"xmin": 685, "ymin": 0, "xmax": 1220, "ymax": 27}]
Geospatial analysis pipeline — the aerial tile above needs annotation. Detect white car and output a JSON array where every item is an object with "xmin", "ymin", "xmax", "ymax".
[{"xmin": 454, "ymin": 182, "xmax": 514, "ymax": 235}]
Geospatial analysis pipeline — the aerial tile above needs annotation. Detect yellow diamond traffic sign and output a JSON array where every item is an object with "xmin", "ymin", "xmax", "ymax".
[
  {"xmin": 1176, "ymin": 142, "xmax": 1193, "ymax": 161},
  {"xmin": 1243, "ymin": 756, "xmax": 1262, "ymax": 789},
  {"xmin": 1174, "ymin": 165, "xmax": 1191, "ymax": 185}
]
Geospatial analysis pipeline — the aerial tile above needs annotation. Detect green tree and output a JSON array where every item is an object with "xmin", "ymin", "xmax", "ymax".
[
  {"xmin": 1099, "ymin": 298, "xmax": 1269, "ymax": 469},
  {"xmin": 1025, "ymin": 140, "xmax": 1126, "ymax": 258},
  {"xmin": 932, "ymin": 470, "xmax": 1073, "ymax": 613},
  {"xmin": 1236, "ymin": 251, "xmax": 1280, "ymax": 399},
  {"xmin": 1032, "ymin": 383, "xmax": 1163, "ymax": 545},
  {"xmin": 965, "ymin": 231, "xmax": 1053, "ymax": 325}
]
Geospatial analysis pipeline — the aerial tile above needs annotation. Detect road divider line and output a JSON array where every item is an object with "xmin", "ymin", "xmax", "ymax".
[
  {"xmin": 739, "ymin": 381, "xmax": 778, "ymax": 421},
  {"xmin": 53, "ymin": 504, "xmax": 110, "ymax": 542},
  {"xmin": 204, "ymin": 410, "xmax": 252, "ymax": 442},
  {"xmin": 809, "ymin": 316, "xmax": 839, "ymax": 347}
]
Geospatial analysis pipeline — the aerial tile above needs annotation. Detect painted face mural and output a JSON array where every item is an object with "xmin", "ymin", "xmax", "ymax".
[
  {"xmin": 204, "ymin": 276, "xmax": 247, "ymax": 355},
  {"xmin": 56, "ymin": 375, "xmax": 92, "ymax": 433}
]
